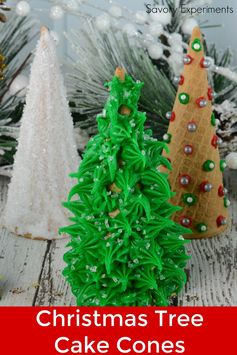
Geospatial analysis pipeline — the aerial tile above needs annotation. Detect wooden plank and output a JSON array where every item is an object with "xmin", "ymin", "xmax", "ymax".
[
  {"xmin": 34, "ymin": 239, "xmax": 76, "ymax": 306},
  {"xmin": 0, "ymin": 176, "xmax": 8, "ymax": 214},
  {"xmin": 179, "ymin": 170, "xmax": 237, "ymax": 306},
  {"xmin": 0, "ymin": 228, "xmax": 49, "ymax": 306},
  {"xmin": 0, "ymin": 177, "xmax": 48, "ymax": 306}
]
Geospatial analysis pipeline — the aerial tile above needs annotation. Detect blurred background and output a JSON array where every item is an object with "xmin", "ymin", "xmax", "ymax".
[
  {"xmin": 1, "ymin": 0, "xmax": 237, "ymax": 175},
  {"xmin": 6, "ymin": 0, "xmax": 237, "ymax": 63}
]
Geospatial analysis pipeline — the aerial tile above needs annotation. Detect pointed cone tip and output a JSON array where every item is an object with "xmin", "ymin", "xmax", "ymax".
[
  {"xmin": 40, "ymin": 26, "xmax": 49, "ymax": 36},
  {"xmin": 191, "ymin": 26, "xmax": 202, "ymax": 40},
  {"xmin": 115, "ymin": 67, "xmax": 126, "ymax": 81}
]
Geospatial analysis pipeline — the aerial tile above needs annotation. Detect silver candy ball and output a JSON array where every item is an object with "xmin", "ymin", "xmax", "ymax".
[
  {"xmin": 217, "ymin": 137, "xmax": 223, "ymax": 146},
  {"xmin": 199, "ymin": 99, "xmax": 207, "ymax": 107},
  {"xmin": 183, "ymin": 56, "xmax": 191, "ymax": 64},
  {"xmin": 221, "ymin": 218, "xmax": 227, "ymax": 226},
  {"xmin": 223, "ymin": 188, "xmax": 228, "ymax": 195},
  {"xmin": 173, "ymin": 76, "xmax": 181, "ymax": 85},
  {"xmin": 187, "ymin": 122, "xmax": 197, "ymax": 132},
  {"xmin": 165, "ymin": 111, "xmax": 172, "ymax": 120},
  {"xmin": 180, "ymin": 177, "xmax": 189, "ymax": 185},
  {"xmin": 184, "ymin": 145, "xmax": 193, "ymax": 154},
  {"xmin": 202, "ymin": 58, "xmax": 211, "ymax": 68},
  {"xmin": 204, "ymin": 183, "xmax": 213, "ymax": 192},
  {"xmin": 182, "ymin": 218, "xmax": 191, "ymax": 226}
]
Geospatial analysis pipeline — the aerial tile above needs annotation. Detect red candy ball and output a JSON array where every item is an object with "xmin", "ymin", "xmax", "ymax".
[
  {"xmin": 170, "ymin": 112, "xmax": 176, "ymax": 122},
  {"xmin": 183, "ymin": 55, "xmax": 193, "ymax": 65},
  {"xmin": 216, "ymin": 215, "xmax": 227, "ymax": 227},
  {"xmin": 200, "ymin": 181, "xmax": 212, "ymax": 192},
  {"xmin": 196, "ymin": 96, "xmax": 207, "ymax": 108},
  {"xmin": 179, "ymin": 75, "xmax": 184, "ymax": 85},
  {"xmin": 211, "ymin": 135, "xmax": 218, "ymax": 148},
  {"xmin": 180, "ymin": 216, "xmax": 192, "ymax": 227},
  {"xmin": 207, "ymin": 87, "xmax": 214, "ymax": 100},
  {"xmin": 218, "ymin": 185, "xmax": 224, "ymax": 197},
  {"xmin": 200, "ymin": 57, "xmax": 205, "ymax": 68}
]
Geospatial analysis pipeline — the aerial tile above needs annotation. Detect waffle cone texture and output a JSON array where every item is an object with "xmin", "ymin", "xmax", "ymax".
[{"xmin": 163, "ymin": 27, "xmax": 228, "ymax": 239}]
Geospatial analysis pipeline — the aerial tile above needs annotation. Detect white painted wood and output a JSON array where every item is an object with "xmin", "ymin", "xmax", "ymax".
[
  {"xmin": 0, "ymin": 177, "xmax": 48, "ymax": 306},
  {"xmin": 0, "ymin": 228, "xmax": 48, "ymax": 305}
]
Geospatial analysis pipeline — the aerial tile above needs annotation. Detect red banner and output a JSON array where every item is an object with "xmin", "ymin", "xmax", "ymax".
[{"xmin": 0, "ymin": 307, "xmax": 235, "ymax": 354}]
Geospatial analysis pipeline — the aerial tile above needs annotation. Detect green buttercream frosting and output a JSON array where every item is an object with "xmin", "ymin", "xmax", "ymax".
[{"xmin": 60, "ymin": 73, "xmax": 190, "ymax": 306}]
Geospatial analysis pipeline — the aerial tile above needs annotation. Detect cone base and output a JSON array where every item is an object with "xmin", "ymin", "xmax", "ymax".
[
  {"xmin": 183, "ymin": 223, "xmax": 228, "ymax": 240},
  {"xmin": 1, "ymin": 225, "xmax": 67, "ymax": 241}
]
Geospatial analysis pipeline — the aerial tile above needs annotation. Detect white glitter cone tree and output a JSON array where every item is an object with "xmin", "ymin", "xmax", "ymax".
[{"xmin": 3, "ymin": 27, "xmax": 79, "ymax": 240}]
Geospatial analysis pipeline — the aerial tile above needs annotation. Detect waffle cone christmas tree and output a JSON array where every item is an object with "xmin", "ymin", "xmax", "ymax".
[
  {"xmin": 61, "ymin": 68, "xmax": 190, "ymax": 306},
  {"xmin": 163, "ymin": 27, "xmax": 229, "ymax": 239}
]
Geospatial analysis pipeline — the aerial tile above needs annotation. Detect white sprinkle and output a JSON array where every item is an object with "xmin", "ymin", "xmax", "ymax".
[{"xmin": 226, "ymin": 200, "xmax": 231, "ymax": 207}]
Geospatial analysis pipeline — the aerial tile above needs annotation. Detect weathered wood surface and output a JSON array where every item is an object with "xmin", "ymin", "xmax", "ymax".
[
  {"xmin": 0, "ymin": 177, "xmax": 47, "ymax": 305},
  {"xmin": 34, "ymin": 239, "xmax": 76, "ymax": 306},
  {"xmin": 0, "ymin": 171, "xmax": 236, "ymax": 306}
]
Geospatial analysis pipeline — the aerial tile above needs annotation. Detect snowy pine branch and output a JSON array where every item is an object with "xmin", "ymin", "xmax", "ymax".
[
  {"xmin": 67, "ymin": 19, "xmax": 176, "ymax": 136},
  {"xmin": 0, "ymin": 13, "xmax": 36, "ymax": 166}
]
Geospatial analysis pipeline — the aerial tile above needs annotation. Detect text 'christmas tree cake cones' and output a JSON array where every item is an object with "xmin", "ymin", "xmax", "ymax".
[{"xmin": 163, "ymin": 27, "xmax": 229, "ymax": 239}]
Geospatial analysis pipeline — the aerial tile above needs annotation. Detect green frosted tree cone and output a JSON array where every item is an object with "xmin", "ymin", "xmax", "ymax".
[{"xmin": 60, "ymin": 70, "xmax": 190, "ymax": 306}]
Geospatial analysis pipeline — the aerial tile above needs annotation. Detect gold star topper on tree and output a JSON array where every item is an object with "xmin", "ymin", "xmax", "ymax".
[{"xmin": 163, "ymin": 26, "xmax": 229, "ymax": 239}]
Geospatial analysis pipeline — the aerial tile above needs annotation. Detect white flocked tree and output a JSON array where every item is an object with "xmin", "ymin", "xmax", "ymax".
[{"xmin": 3, "ymin": 27, "xmax": 79, "ymax": 240}]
